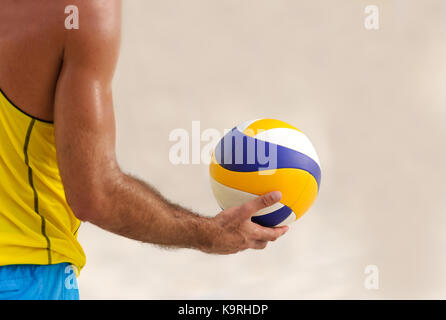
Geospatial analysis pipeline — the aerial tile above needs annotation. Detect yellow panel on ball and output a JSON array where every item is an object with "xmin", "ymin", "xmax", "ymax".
[
  {"xmin": 243, "ymin": 118, "xmax": 302, "ymax": 136},
  {"xmin": 290, "ymin": 175, "xmax": 318, "ymax": 220}
]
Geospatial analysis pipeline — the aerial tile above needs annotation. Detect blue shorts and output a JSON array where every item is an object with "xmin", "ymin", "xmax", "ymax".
[{"xmin": 0, "ymin": 263, "xmax": 79, "ymax": 300}]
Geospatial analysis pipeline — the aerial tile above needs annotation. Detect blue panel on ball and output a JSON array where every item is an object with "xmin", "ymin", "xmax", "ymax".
[
  {"xmin": 251, "ymin": 205, "xmax": 293, "ymax": 227},
  {"xmin": 214, "ymin": 128, "xmax": 321, "ymax": 188}
]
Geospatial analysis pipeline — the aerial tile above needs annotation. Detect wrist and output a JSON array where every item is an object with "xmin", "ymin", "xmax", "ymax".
[{"xmin": 194, "ymin": 216, "xmax": 220, "ymax": 253}]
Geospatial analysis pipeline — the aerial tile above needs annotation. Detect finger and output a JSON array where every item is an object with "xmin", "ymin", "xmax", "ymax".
[
  {"xmin": 250, "ymin": 240, "xmax": 268, "ymax": 250},
  {"xmin": 251, "ymin": 224, "xmax": 289, "ymax": 242},
  {"xmin": 238, "ymin": 191, "xmax": 282, "ymax": 220},
  {"xmin": 271, "ymin": 225, "xmax": 289, "ymax": 240}
]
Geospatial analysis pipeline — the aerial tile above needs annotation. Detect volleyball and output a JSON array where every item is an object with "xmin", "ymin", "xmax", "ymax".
[{"xmin": 209, "ymin": 119, "xmax": 321, "ymax": 227}]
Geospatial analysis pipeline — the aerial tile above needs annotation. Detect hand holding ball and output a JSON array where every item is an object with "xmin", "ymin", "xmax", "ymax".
[{"xmin": 210, "ymin": 119, "xmax": 321, "ymax": 227}]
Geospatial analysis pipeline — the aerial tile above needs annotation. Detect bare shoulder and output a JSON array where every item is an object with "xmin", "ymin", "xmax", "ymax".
[
  {"xmin": 62, "ymin": 0, "xmax": 122, "ymax": 70},
  {"xmin": 62, "ymin": 1, "xmax": 121, "ymax": 50},
  {"xmin": 63, "ymin": 0, "xmax": 121, "ymax": 33}
]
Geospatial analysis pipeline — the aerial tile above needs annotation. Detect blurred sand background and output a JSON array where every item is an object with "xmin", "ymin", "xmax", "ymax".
[{"xmin": 77, "ymin": 0, "xmax": 446, "ymax": 299}]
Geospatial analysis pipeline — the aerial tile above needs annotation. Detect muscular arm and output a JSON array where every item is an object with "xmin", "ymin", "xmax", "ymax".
[{"xmin": 54, "ymin": 0, "xmax": 287, "ymax": 254}]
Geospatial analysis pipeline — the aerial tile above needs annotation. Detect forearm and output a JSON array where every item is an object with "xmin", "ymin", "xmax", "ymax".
[{"xmin": 86, "ymin": 171, "xmax": 217, "ymax": 251}]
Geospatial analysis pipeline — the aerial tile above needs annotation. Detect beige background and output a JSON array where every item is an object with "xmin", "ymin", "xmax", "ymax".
[{"xmin": 77, "ymin": 0, "xmax": 446, "ymax": 299}]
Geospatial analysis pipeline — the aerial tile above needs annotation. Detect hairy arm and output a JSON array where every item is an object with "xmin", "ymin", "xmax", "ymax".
[{"xmin": 54, "ymin": 0, "xmax": 287, "ymax": 254}]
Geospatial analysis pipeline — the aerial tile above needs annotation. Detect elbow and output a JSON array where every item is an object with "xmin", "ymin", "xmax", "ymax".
[
  {"xmin": 65, "ymin": 174, "xmax": 121, "ymax": 223},
  {"xmin": 68, "ymin": 195, "xmax": 102, "ymax": 223},
  {"xmin": 67, "ymin": 188, "xmax": 108, "ymax": 223},
  {"xmin": 63, "ymin": 165, "xmax": 124, "ymax": 224}
]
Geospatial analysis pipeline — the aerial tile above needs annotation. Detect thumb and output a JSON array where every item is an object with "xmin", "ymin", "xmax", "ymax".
[{"xmin": 238, "ymin": 191, "xmax": 282, "ymax": 220}]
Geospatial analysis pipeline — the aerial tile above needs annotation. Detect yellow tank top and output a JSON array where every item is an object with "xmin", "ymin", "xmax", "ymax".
[{"xmin": 0, "ymin": 88, "xmax": 86, "ymax": 271}]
